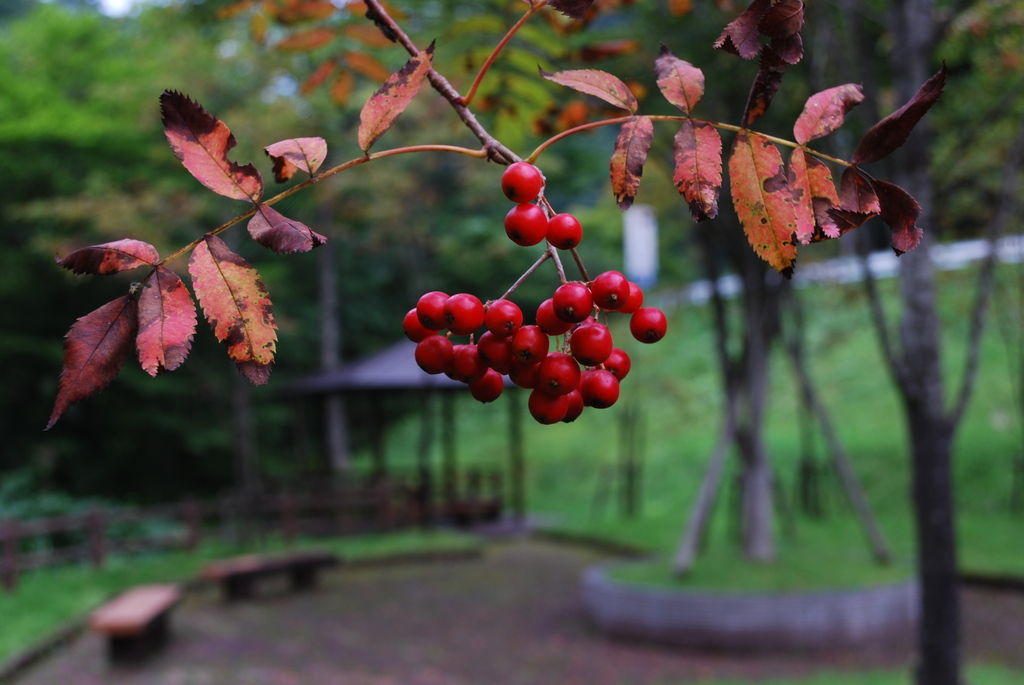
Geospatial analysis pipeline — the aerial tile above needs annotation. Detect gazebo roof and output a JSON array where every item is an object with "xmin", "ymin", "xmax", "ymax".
[{"xmin": 278, "ymin": 339, "xmax": 515, "ymax": 396}]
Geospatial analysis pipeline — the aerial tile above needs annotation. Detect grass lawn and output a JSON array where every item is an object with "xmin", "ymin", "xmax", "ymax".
[
  {"xmin": 695, "ymin": 664, "xmax": 1022, "ymax": 685},
  {"xmin": 0, "ymin": 529, "xmax": 479, "ymax": 666}
]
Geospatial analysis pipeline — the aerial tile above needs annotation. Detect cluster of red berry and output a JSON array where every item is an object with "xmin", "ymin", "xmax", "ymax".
[{"xmin": 402, "ymin": 162, "xmax": 667, "ymax": 425}]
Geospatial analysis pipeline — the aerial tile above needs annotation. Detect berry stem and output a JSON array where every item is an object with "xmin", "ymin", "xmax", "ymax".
[
  {"xmin": 461, "ymin": 1, "xmax": 548, "ymax": 109},
  {"xmin": 499, "ymin": 250, "xmax": 551, "ymax": 300},
  {"xmin": 569, "ymin": 247, "xmax": 590, "ymax": 282},
  {"xmin": 156, "ymin": 144, "xmax": 489, "ymax": 267},
  {"xmin": 548, "ymin": 244, "xmax": 568, "ymax": 285}
]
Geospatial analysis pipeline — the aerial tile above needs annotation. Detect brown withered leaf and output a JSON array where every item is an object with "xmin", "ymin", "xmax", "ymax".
[
  {"xmin": 654, "ymin": 45, "xmax": 704, "ymax": 115},
  {"xmin": 277, "ymin": 27, "xmax": 336, "ymax": 52},
  {"xmin": 610, "ymin": 116, "xmax": 654, "ymax": 210},
  {"xmin": 757, "ymin": 0, "xmax": 804, "ymax": 64},
  {"xmin": 189, "ymin": 235, "xmax": 277, "ymax": 384},
  {"xmin": 673, "ymin": 119, "xmax": 722, "ymax": 221},
  {"xmin": 301, "ymin": 58, "xmax": 337, "ymax": 95},
  {"xmin": 357, "ymin": 42, "xmax": 434, "ymax": 153},
  {"xmin": 216, "ymin": 0, "xmax": 253, "ymax": 20},
  {"xmin": 275, "ymin": 0, "xmax": 336, "ymax": 25},
  {"xmin": 236, "ymin": 360, "xmax": 272, "ymax": 384},
  {"xmin": 47, "ymin": 296, "xmax": 138, "ymax": 430},
  {"xmin": 160, "ymin": 91, "xmax": 263, "ymax": 203},
  {"xmin": 729, "ymin": 130, "xmax": 799, "ymax": 276},
  {"xmin": 540, "ymin": 68, "xmax": 638, "ymax": 114},
  {"xmin": 136, "ymin": 266, "xmax": 197, "ymax": 377},
  {"xmin": 247, "ymin": 205, "xmax": 328, "ymax": 254},
  {"xmin": 852, "ymin": 65, "xmax": 947, "ymax": 165},
  {"xmin": 346, "ymin": 50, "xmax": 393, "ymax": 82},
  {"xmin": 839, "ymin": 166, "xmax": 880, "ymax": 214},
  {"xmin": 872, "ymin": 179, "xmax": 923, "ymax": 255},
  {"xmin": 788, "ymin": 149, "xmax": 839, "ymax": 244},
  {"xmin": 57, "ymin": 239, "xmax": 159, "ymax": 275},
  {"xmin": 714, "ymin": 0, "xmax": 771, "ymax": 59},
  {"xmin": 794, "ymin": 83, "xmax": 864, "ymax": 145},
  {"xmin": 578, "ymin": 39, "xmax": 641, "ymax": 62},
  {"xmin": 669, "ymin": 0, "xmax": 693, "ymax": 17},
  {"xmin": 741, "ymin": 46, "xmax": 787, "ymax": 127},
  {"xmin": 264, "ymin": 137, "xmax": 327, "ymax": 183},
  {"xmin": 549, "ymin": 0, "xmax": 596, "ymax": 21},
  {"xmin": 330, "ymin": 70, "xmax": 355, "ymax": 106}
]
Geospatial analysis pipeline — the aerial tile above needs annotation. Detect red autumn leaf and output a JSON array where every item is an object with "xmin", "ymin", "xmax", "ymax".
[
  {"xmin": 788, "ymin": 149, "xmax": 839, "ymax": 244},
  {"xmin": 301, "ymin": 58, "xmax": 337, "ymax": 95},
  {"xmin": 824, "ymin": 208, "xmax": 874, "ymax": 238},
  {"xmin": 277, "ymin": 27, "xmax": 336, "ymax": 52},
  {"xmin": 714, "ymin": 0, "xmax": 771, "ymax": 59},
  {"xmin": 136, "ymin": 266, "xmax": 197, "ymax": 377},
  {"xmin": 264, "ymin": 137, "xmax": 327, "ymax": 183},
  {"xmin": 47, "ymin": 296, "xmax": 138, "ymax": 430},
  {"xmin": 247, "ymin": 205, "xmax": 328, "ymax": 254},
  {"xmin": 188, "ymin": 235, "xmax": 277, "ymax": 383},
  {"xmin": 160, "ymin": 91, "xmax": 263, "ymax": 203},
  {"xmin": 346, "ymin": 51, "xmax": 394, "ymax": 83},
  {"xmin": 216, "ymin": 0, "xmax": 253, "ymax": 20},
  {"xmin": 852, "ymin": 65, "xmax": 947, "ymax": 165},
  {"xmin": 839, "ymin": 166, "xmax": 881, "ymax": 214},
  {"xmin": 549, "ymin": 0, "xmax": 596, "ymax": 21},
  {"xmin": 673, "ymin": 119, "xmax": 722, "ymax": 221},
  {"xmin": 872, "ymin": 179, "xmax": 923, "ymax": 255},
  {"xmin": 275, "ymin": 0, "xmax": 336, "ymax": 25},
  {"xmin": 330, "ymin": 71, "xmax": 356, "ymax": 106},
  {"xmin": 654, "ymin": 45, "xmax": 704, "ymax": 115},
  {"xmin": 794, "ymin": 83, "xmax": 864, "ymax": 145},
  {"xmin": 357, "ymin": 42, "xmax": 435, "ymax": 153},
  {"xmin": 540, "ymin": 68, "xmax": 638, "ymax": 114},
  {"xmin": 343, "ymin": 24, "xmax": 397, "ymax": 49},
  {"xmin": 729, "ymin": 130, "xmax": 799, "ymax": 275},
  {"xmin": 669, "ymin": 0, "xmax": 693, "ymax": 17},
  {"xmin": 610, "ymin": 116, "xmax": 654, "ymax": 211},
  {"xmin": 578, "ymin": 39, "xmax": 640, "ymax": 62},
  {"xmin": 757, "ymin": 0, "xmax": 804, "ymax": 64},
  {"xmin": 56, "ymin": 239, "xmax": 159, "ymax": 275},
  {"xmin": 236, "ymin": 360, "xmax": 272, "ymax": 385},
  {"xmin": 741, "ymin": 46, "xmax": 787, "ymax": 127}
]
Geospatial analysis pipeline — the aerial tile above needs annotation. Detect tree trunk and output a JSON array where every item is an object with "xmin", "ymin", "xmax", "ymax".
[{"xmin": 319, "ymin": 226, "xmax": 350, "ymax": 474}]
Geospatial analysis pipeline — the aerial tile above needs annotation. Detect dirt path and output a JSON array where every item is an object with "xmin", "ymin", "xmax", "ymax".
[{"xmin": 14, "ymin": 539, "xmax": 1022, "ymax": 685}]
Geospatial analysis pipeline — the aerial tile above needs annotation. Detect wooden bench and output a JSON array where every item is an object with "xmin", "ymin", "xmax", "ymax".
[
  {"xmin": 89, "ymin": 584, "xmax": 182, "ymax": 662},
  {"xmin": 200, "ymin": 551, "xmax": 338, "ymax": 601}
]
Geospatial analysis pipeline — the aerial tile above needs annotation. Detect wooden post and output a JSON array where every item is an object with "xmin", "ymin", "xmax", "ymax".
[
  {"xmin": 182, "ymin": 499, "xmax": 200, "ymax": 552},
  {"xmin": 441, "ymin": 392, "xmax": 457, "ymax": 507},
  {"xmin": 89, "ymin": 509, "xmax": 106, "ymax": 569},
  {"xmin": 508, "ymin": 388, "xmax": 524, "ymax": 521},
  {"xmin": 417, "ymin": 391, "xmax": 434, "ymax": 525},
  {"xmin": 2, "ymin": 519, "xmax": 18, "ymax": 592}
]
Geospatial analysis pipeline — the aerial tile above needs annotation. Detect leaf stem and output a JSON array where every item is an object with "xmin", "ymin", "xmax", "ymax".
[
  {"xmin": 461, "ymin": 1, "xmax": 547, "ymax": 109},
  {"xmin": 526, "ymin": 115, "xmax": 853, "ymax": 168},
  {"xmin": 499, "ymin": 250, "xmax": 551, "ymax": 300},
  {"xmin": 156, "ymin": 144, "xmax": 488, "ymax": 267}
]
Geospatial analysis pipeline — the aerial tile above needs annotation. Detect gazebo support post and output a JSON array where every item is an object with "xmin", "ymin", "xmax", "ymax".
[
  {"xmin": 442, "ymin": 393, "xmax": 457, "ymax": 510},
  {"xmin": 417, "ymin": 391, "xmax": 435, "ymax": 524}
]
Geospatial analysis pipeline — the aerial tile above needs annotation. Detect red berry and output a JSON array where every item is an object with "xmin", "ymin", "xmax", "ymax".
[
  {"xmin": 501, "ymin": 162, "xmax": 544, "ymax": 203},
  {"xmin": 484, "ymin": 299, "xmax": 523, "ymax": 337},
  {"xmin": 570, "ymin": 323, "xmax": 613, "ymax": 367},
  {"xmin": 590, "ymin": 271, "xmax": 630, "ymax": 311},
  {"xmin": 510, "ymin": 325, "xmax": 549, "ymax": 365},
  {"xmin": 546, "ymin": 213, "xmax": 582, "ymax": 250},
  {"xmin": 504, "ymin": 204, "xmax": 548, "ymax": 247},
  {"xmin": 630, "ymin": 307, "xmax": 668, "ymax": 344},
  {"xmin": 451, "ymin": 344, "xmax": 488, "ymax": 383},
  {"xmin": 444, "ymin": 293, "xmax": 485, "ymax": 335},
  {"xmin": 508, "ymin": 359, "xmax": 541, "ymax": 389},
  {"xmin": 536, "ymin": 353, "xmax": 581, "ymax": 397},
  {"xmin": 604, "ymin": 348, "xmax": 631, "ymax": 380},
  {"xmin": 416, "ymin": 291, "xmax": 449, "ymax": 330},
  {"xmin": 619, "ymin": 282, "xmax": 644, "ymax": 314},
  {"xmin": 536, "ymin": 299, "xmax": 573, "ymax": 336},
  {"xmin": 528, "ymin": 388, "xmax": 569, "ymax": 424},
  {"xmin": 469, "ymin": 368, "xmax": 504, "ymax": 403},
  {"xmin": 580, "ymin": 369, "xmax": 620, "ymax": 409},
  {"xmin": 403, "ymin": 308, "xmax": 433, "ymax": 342},
  {"xmin": 477, "ymin": 330, "xmax": 513, "ymax": 370},
  {"xmin": 562, "ymin": 390, "xmax": 585, "ymax": 423},
  {"xmin": 415, "ymin": 335, "xmax": 454, "ymax": 375},
  {"xmin": 552, "ymin": 282, "xmax": 593, "ymax": 323}
]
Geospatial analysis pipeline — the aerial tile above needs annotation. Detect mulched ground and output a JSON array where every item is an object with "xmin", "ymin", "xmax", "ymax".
[{"xmin": 14, "ymin": 539, "xmax": 1023, "ymax": 685}]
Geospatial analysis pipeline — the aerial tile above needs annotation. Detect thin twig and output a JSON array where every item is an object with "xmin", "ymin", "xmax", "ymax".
[
  {"xmin": 569, "ymin": 247, "xmax": 590, "ymax": 282},
  {"xmin": 856, "ymin": 229, "xmax": 909, "ymax": 389},
  {"xmin": 461, "ymin": 1, "xmax": 547, "ymax": 108},
  {"xmin": 548, "ymin": 244, "xmax": 568, "ymax": 284},
  {"xmin": 498, "ymin": 250, "xmax": 551, "ymax": 300}
]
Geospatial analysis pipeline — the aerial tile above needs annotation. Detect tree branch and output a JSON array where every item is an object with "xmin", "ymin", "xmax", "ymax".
[
  {"xmin": 856, "ymin": 228, "xmax": 910, "ymax": 390},
  {"xmin": 949, "ymin": 119, "xmax": 1024, "ymax": 426},
  {"xmin": 364, "ymin": 0, "xmax": 518, "ymax": 165}
]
